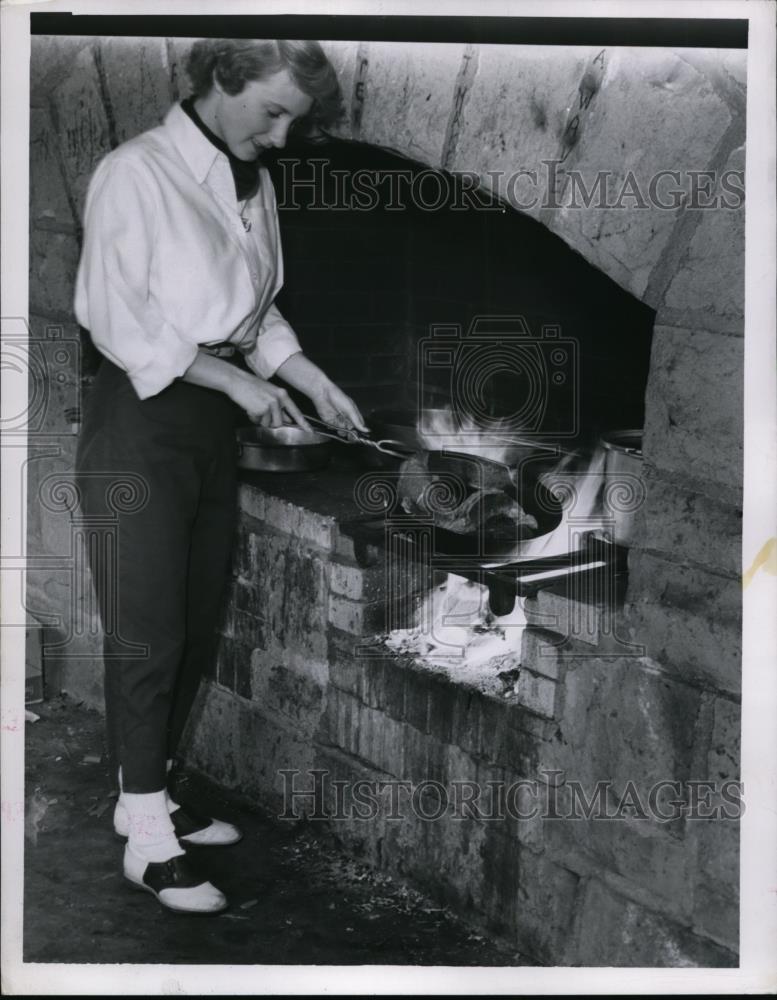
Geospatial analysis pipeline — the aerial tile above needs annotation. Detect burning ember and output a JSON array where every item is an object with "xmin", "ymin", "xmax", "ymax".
[{"xmin": 385, "ymin": 573, "xmax": 527, "ymax": 672}]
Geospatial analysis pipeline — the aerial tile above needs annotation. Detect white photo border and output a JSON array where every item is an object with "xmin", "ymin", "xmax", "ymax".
[{"xmin": 2, "ymin": 0, "xmax": 775, "ymax": 994}]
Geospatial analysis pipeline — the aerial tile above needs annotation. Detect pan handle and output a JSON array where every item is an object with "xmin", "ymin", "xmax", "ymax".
[
  {"xmin": 303, "ymin": 414, "xmax": 414, "ymax": 458},
  {"xmin": 302, "ymin": 413, "xmax": 352, "ymax": 436}
]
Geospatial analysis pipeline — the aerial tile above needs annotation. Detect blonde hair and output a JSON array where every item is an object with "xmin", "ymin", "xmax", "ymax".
[{"xmin": 185, "ymin": 39, "xmax": 343, "ymax": 132}]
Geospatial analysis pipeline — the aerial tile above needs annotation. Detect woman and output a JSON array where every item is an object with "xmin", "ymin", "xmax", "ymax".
[{"xmin": 74, "ymin": 39, "xmax": 366, "ymax": 915}]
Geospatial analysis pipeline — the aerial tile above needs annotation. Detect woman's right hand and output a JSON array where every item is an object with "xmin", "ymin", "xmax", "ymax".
[{"xmin": 229, "ymin": 370, "xmax": 311, "ymax": 429}]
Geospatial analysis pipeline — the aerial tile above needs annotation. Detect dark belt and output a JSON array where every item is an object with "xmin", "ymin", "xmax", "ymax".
[{"xmin": 200, "ymin": 341, "xmax": 238, "ymax": 358}]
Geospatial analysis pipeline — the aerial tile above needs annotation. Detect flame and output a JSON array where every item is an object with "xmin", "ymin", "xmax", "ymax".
[{"xmin": 417, "ymin": 408, "xmax": 537, "ymax": 469}]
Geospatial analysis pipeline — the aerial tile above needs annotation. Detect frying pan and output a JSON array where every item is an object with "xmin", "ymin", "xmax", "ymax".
[
  {"xmin": 301, "ymin": 408, "xmax": 564, "ymax": 559},
  {"xmin": 396, "ymin": 450, "xmax": 563, "ymax": 560},
  {"xmin": 236, "ymin": 424, "xmax": 332, "ymax": 472}
]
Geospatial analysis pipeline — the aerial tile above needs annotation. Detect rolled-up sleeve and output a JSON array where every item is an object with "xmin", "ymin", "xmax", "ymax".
[
  {"xmin": 242, "ymin": 302, "xmax": 302, "ymax": 380},
  {"xmin": 74, "ymin": 156, "xmax": 199, "ymax": 400}
]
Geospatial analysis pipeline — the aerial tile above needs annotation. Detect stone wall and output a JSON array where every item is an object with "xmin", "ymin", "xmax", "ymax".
[
  {"xmin": 184, "ymin": 475, "xmax": 739, "ymax": 966},
  {"xmin": 28, "ymin": 35, "xmax": 743, "ymax": 964}
]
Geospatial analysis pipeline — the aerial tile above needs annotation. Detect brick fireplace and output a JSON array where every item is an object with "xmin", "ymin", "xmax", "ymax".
[{"xmin": 26, "ymin": 34, "xmax": 745, "ymax": 966}]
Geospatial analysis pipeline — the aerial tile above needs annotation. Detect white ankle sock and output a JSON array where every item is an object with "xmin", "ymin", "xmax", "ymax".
[
  {"xmin": 120, "ymin": 763, "xmax": 181, "ymax": 816},
  {"xmin": 120, "ymin": 790, "xmax": 184, "ymax": 863}
]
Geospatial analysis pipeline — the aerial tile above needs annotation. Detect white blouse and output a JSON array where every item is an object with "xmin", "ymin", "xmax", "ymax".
[{"xmin": 74, "ymin": 102, "xmax": 302, "ymax": 400}]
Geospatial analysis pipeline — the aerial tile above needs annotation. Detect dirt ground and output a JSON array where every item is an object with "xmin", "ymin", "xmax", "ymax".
[{"xmin": 22, "ymin": 696, "xmax": 528, "ymax": 967}]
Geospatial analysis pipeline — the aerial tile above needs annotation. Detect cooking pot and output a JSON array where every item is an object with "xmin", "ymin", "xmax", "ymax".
[
  {"xmin": 236, "ymin": 424, "xmax": 331, "ymax": 472},
  {"xmin": 600, "ymin": 429, "xmax": 644, "ymax": 545}
]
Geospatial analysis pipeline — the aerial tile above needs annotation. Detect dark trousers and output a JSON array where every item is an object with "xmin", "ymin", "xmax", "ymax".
[{"xmin": 76, "ymin": 359, "xmax": 240, "ymax": 793}]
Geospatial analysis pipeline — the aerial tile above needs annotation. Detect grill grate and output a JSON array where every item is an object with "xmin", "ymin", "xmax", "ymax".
[{"xmin": 338, "ymin": 517, "xmax": 628, "ymax": 616}]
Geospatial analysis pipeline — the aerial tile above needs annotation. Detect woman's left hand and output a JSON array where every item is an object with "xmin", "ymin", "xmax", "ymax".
[
  {"xmin": 311, "ymin": 380, "xmax": 368, "ymax": 435},
  {"xmin": 274, "ymin": 352, "xmax": 369, "ymax": 434}
]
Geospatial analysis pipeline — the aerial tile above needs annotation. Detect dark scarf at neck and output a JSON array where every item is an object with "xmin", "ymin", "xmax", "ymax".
[{"xmin": 181, "ymin": 96, "xmax": 261, "ymax": 202}]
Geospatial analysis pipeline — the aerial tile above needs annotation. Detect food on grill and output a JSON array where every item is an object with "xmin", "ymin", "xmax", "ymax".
[
  {"xmin": 397, "ymin": 452, "xmax": 538, "ymax": 538},
  {"xmin": 437, "ymin": 490, "xmax": 538, "ymax": 536}
]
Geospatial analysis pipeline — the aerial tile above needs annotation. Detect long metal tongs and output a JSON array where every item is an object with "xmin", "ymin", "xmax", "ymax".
[{"xmin": 302, "ymin": 414, "xmax": 414, "ymax": 459}]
